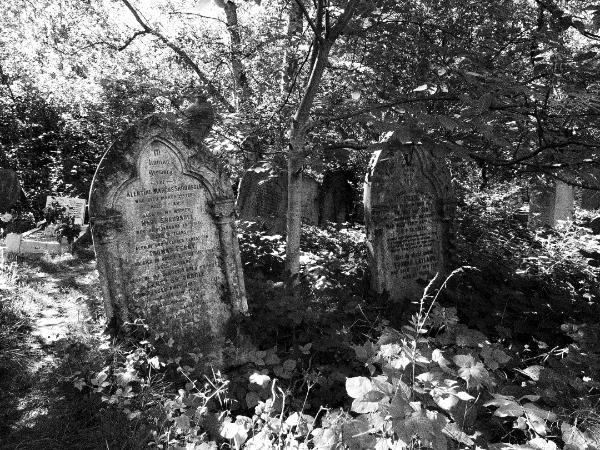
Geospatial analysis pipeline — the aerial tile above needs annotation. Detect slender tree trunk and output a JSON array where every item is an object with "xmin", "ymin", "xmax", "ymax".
[
  {"xmin": 223, "ymin": 1, "xmax": 253, "ymax": 109},
  {"xmin": 282, "ymin": 2, "xmax": 303, "ymax": 95},
  {"xmin": 285, "ymin": 43, "xmax": 331, "ymax": 286},
  {"xmin": 284, "ymin": 0, "xmax": 359, "ymax": 289}
]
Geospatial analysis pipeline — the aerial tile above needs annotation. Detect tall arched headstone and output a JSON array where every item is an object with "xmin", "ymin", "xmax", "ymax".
[
  {"xmin": 236, "ymin": 166, "xmax": 320, "ymax": 234},
  {"xmin": 364, "ymin": 140, "xmax": 455, "ymax": 301},
  {"xmin": 89, "ymin": 113, "xmax": 247, "ymax": 365},
  {"xmin": 319, "ymin": 171, "xmax": 354, "ymax": 225},
  {"xmin": 528, "ymin": 180, "xmax": 574, "ymax": 229}
]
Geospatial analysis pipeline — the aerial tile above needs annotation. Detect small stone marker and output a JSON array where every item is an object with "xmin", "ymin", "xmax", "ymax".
[
  {"xmin": 89, "ymin": 112, "xmax": 247, "ymax": 363},
  {"xmin": 236, "ymin": 166, "xmax": 320, "ymax": 233},
  {"xmin": 5, "ymin": 233, "xmax": 21, "ymax": 253},
  {"xmin": 319, "ymin": 171, "xmax": 354, "ymax": 225},
  {"xmin": 528, "ymin": 180, "xmax": 574, "ymax": 229},
  {"xmin": 364, "ymin": 138, "xmax": 455, "ymax": 300},
  {"xmin": 45, "ymin": 196, "xmax": 87, "ymax": 225},
  {"xmin": 0, "ymin": 169, "xmax": 25, "ymax": 212}
]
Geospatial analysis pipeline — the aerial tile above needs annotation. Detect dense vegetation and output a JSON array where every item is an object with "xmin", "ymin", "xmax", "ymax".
[{"xmin": 2, "ymin": 202, "xmax": 600, "ymax": 449}]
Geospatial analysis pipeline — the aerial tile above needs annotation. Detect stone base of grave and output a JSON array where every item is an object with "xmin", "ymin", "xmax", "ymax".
[{"xmin": 1, "ymin": 231, "xmax": 77, "ymax": 257}]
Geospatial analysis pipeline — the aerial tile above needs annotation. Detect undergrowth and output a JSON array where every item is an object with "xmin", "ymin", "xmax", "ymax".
[{"xmin": 2, "ymin": 195, "xmax": 600, "ymax": 449}]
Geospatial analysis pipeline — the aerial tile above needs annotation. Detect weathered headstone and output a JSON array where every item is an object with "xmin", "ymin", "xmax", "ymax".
[
  {"xmin": 582, "ymin": 189, "xmax": 600, "ymax": 210},
  {"xmin": 236, "ymin": 166, "xmax": 320, "ymax": 234},
  {"xmin": 364, "ymin": 139, "xmax": 455, "ymax": 301},
  {"xmin": 0, "ymin": 169, "xmax": 25, "ymax": 212},
  {"xmin": 528, "ymin": 180, "xmax": 574, "ymax": 229},
  {"xmin": 319, "ymin": 171, "xmax": 354, "ymax": 225},
  {"xmin": 89, "ymin": 112, "xmax": 247, "ymax": 364},
  {"xmin": 301, "ymin": 175, "xmax": 319, "ymax": 226},
  {"xmin": 45, "ymin": 196, "xmax": 87, "ymax": 225}
]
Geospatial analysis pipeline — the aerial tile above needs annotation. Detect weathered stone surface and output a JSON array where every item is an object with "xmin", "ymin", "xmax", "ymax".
[
  {"xmin": 5, "ymin": 233, "xmax": 21, "ymax": 253},
  {"xmin": 236, "ymin": 166, "xmax": 320, "ymax": 234},
  {"xmin": 528, "ymin": 181, "xmax": 574, "ymax": 229},
  {"xmin": 582, "ymin": 190, "xmax": 600, "ymax": 210},
  {"xmin": 300, "ymin": 176, "xmax": 320, "ymax": 226},
  {"xmin": 0, "ymin": 169, "xmax": 24, "ymax": 212},
  {"xmin": 364, "ymin": 139, "xmax": 455, "ymax": 301},
  {"xmin": 319, "ymin": 171, "xmax": 354, "ymax": 225},
  {"xmin": 45, "ymin": 196, "xmax": 87, "ymax": 224},
  {"xmin": 89, "ymin": 113, "xmax": 247, "ymax": 364}
]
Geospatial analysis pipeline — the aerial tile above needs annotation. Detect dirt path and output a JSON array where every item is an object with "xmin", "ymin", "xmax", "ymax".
[{"xmin": 0, "ymin": 253, "xmax": 115, "ymax": 450}]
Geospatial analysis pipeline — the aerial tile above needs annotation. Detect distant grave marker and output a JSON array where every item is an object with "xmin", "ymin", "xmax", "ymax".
[
  {"xmin": 236, "ymin": 167, "xmax": 320, "ymax": 233},
  {"xmin": 0, "ymin": 169, "xmax": 26, "ymax": 212},
  {"xmin": 89, "ymin": 111, "xmax": 247, "ymax": 364},
  {"xmin": 45, "ymin": 196, "xmax": 87, "ymax": 225},
  {"xmin": 528, "ymin": 181, "xmax": 574, "ymax": 229},
  {"xmin": 319, "ymin": 171, "xmax": 354, "ymax": 225},
  {"xmin": 364, "ymin": 139, "xmax": 455, "ymax": 300},
  {"xmin": 582, "ymin": 189, "xmax": 600, "ymax": 210}
]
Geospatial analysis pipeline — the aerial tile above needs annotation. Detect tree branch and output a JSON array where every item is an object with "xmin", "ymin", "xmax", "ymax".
[
  {"xmin": 292, "ymin": 0, "xmax": 325, "ymax": 46},
  {"xmin": 308, "ymin": 95, "xmax": 458, "ymax": 129},
  {"xmin": 119, "ymin": 0, "xmax": 235, "ymax": 112}
]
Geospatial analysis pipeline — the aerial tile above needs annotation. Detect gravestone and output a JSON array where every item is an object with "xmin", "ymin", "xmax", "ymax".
[
  {"xmin": 45, "ymin": 196, "xmax": 87, "ymax": 225},
  {"xmin": 236, "ymin": 167, "xmax": 320, "ymax": 234},
  {"xmin": 301, "ymin": 175, "xmax": 319, "ymax": 226},
  {"xmin": 528, "ymin": 181, "xmax": 574, "ymax": 229},
  {"xmin": 0, "ymin": 169, "xmax": 25, "ymax": 212},
  {"xmin": 319, "ymin": 171, "xmax": 354, "ymax": 225},
  {"xmin": 364, "ymin": 139, "xmax": 455, "ymax": 301},
  {"xmin": 89, "ymin": 111, "xmax": 247, "ymax": 364},
  {"xmin": 582, "ymin": 189, "xmax": 600, "ymax": 210}
]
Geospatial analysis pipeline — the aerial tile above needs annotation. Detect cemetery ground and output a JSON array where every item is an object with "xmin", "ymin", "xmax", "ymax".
[{"xmin": 2, "ymin": 192, "xmax": 600, "ymax": 449}]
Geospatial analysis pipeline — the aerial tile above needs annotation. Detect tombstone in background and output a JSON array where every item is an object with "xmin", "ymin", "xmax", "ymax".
[
  {"xmin": 89, "ymin": 109, "xmax": 247, "ymax": 365},
  {"xmin": 236, "ymin": 166, "xmax": 320, "ymax": 234},
  {"xmin": 364, "ymin": 138, "xmax": 455, "ymax": 301},
  {"xmin": 300, "ymin": 175, "xmax": 319, "ymax": 226},
  {"xmin": 582, "ymin": 189, "xmax": 600, "ymax": 210},
  {"xmin": 528, "ymin": 180, "xmax": 574, "ymax": 229},
  {"xmin": 319, "ymin": 171, "xmax": 354, "ymax": 225},
  {"xmin": 0, "ymin": 169, "xmax": 27, "ymax": 212},
  {"xmin": 45, "ymin": 196, "xmax": 87, "ymax": 225},
  {"xmin": 237, "ymin": 168, "xmax": 287, "ymax": 233}
]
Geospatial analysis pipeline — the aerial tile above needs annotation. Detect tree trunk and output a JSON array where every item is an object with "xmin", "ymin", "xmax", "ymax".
[
  {"xmin": 285, "ymin": 0, "xmax": 359, "ymax": 289},
  {"xmin": 285, "ymin": 43, "xmax": 331, "ymax": 287},
  {"xmin": 223, "ymin": 1, "xmax": 253, "ymax": 109},
  {"xmin": 282, "ymin": 2, "xmax": 303, "ymax": 95}
]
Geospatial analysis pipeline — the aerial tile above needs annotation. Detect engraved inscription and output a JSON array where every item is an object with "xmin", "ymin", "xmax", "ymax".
[
  {"xmin": 381, "ymin": 194, "xmax": 436, "ymax": 282},
  {"xmin": 113, "ymin": 140, "xmax": 224, "ymax": 333}
]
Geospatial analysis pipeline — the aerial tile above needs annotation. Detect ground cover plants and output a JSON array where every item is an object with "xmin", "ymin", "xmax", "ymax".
[{"xmin": 1, "ymin": 193, "xmax": 600, "ymax": 449}]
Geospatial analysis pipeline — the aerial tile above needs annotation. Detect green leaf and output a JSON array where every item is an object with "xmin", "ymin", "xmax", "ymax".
[
  {"xmin": 351, "ymin": 398, "xmax": 380, "ymax": 413},
  {"xmin": 454, "ymin": 354, "xmax": 492, "ymax": 388},
  {"xmin": 346, "ymin": 376, "xmax": 373, "ymax": 399},
  {"xmin": 562, "ymin": 423, "xmax": 591, "ymax": 449}
]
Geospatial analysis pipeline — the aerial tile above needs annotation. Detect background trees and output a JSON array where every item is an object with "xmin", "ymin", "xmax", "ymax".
[{"xmin": 1, "ymin": 0, "xmax": 599, "ymax": 271}]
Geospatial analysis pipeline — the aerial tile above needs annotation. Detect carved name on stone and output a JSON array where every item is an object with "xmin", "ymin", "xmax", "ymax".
[
  {"xmin": 364, "ymin": 140, "xmax": 455, "ymax": 301},
  {"xmin": 89, "ymin": 114, "xmax": 247, "ymax": 364}
]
